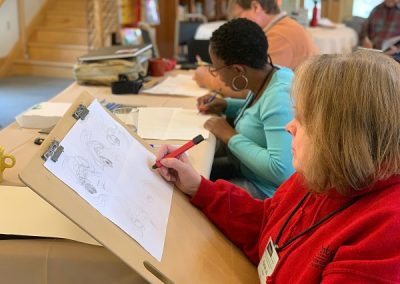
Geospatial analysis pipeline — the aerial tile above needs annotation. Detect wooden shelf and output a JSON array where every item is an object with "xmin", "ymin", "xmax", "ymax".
[
  {"xmin": 179, "ymin": 0, "xmax": 228, "ymax": 21},
  {"xmin": 155, "ymin": 0, "xmax": 227, "ymax": 58},
  {"xmin": 321, "ymin": 0, "xmax": 353, "ymax": 22}
]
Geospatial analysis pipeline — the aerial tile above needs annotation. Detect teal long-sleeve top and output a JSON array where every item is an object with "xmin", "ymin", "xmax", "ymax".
[{"xmin": 225, "ymin": 67, "xmax": 294, "ymax": 197}]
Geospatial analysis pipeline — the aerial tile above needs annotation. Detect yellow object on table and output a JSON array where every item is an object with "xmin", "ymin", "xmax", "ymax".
[{"xmin": 0, "ymin": 146, "xmax": 15, "ymax": 183}]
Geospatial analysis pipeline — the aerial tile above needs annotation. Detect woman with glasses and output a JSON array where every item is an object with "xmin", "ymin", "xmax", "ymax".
[
  {"xmin": 197, "ymin": 18, "xmax": 294, "ymax": 199},
  {"xmin": 193, "ymin": 0, "xmax": 318, "ymax": 99}
]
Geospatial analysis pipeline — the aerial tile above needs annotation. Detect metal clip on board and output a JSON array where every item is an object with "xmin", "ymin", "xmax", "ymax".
[{"xmin": 42, "ymin": 104, "xmax": 90, "ymax": 162}]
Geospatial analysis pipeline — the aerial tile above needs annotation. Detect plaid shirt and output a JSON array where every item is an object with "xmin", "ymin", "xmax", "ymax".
[{"xmin": 361, "ymin": 3, "xmax": 400, "ymax": 49}]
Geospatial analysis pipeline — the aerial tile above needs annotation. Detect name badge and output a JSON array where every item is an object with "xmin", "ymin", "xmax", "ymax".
[{"xmin": 258, "ymin": 237, "xmax": 279, "ymax": 283}]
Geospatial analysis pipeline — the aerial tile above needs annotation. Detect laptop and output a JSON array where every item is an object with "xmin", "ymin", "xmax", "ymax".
[{"xmin": 78, "ymin": 44, "xmax": 153, "ymax": 62}]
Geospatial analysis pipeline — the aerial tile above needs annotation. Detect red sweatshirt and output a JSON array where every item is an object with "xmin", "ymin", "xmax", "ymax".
[{"xmin": 191, "ymin": 173, "xmax": 400, "ymax": 283}]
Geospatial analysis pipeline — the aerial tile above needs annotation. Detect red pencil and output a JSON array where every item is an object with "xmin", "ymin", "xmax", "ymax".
[{"xmin": 152, "ymin": 135, "xmax": 205, "ymax": 169}]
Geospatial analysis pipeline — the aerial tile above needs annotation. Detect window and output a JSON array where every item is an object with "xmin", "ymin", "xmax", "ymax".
[
  {"xmin": 352, "ymin": 0, "xmax": 382, "ymax": 18},
  {"xmin": 303, "ymin": 0, "xmax": 321, "ymax": 20}
]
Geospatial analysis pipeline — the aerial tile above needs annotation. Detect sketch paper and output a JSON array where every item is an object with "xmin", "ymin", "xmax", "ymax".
[
  {"xmin": 137, "ymin": 107, "xmax": 211, "ymax": 140},
  {"xmin": 143, "ymin": 74, "xmax": 209, "ymax": 97},
  {"xmin": 0, "ymin": 186, "xmax": 98, "ymax": 246},
  {"xmin": 44, "ymin": 100, "xmax": 173, "ymax": 261}
]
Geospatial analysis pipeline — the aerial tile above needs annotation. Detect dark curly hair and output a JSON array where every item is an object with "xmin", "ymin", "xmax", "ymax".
[{"xmin": 210, "ymin": 18, "xmax": 268, "ymax": 69}]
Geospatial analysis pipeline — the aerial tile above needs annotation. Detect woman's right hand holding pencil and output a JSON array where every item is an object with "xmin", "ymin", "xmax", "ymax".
[{"xmin": 197, "ymin": 93, "xmax": 227, "ymax": 115}]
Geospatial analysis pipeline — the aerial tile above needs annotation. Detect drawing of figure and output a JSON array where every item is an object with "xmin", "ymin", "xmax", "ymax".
[
  {"xmin": 86, "ymin": 140, "xmax": 113, "ymax": 169},
  {"xmin": 105, "ymin": 125, "xmax": 131, "ymax": 148},
  {"xmin": 80, "ymin": 130, "xmax": 114, "ymax": 170},
  {"xmin": 128, "ymin": 207, "xmax": 158, "ymax": 240},
  {"xmin": 63, "ymin": 155, "xmax": 106, "ymax": 198},
  {"xmin": 106, "ymin": 127, "xmax": 121, "ymax": 146}
]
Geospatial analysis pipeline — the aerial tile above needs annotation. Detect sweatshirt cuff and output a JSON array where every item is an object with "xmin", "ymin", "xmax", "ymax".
[{"xmin": 190, "ymin": 176, "xmax": 215, "ymax": 208}]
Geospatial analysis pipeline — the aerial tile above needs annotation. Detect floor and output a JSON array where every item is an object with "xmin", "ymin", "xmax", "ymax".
[{"xmin": 0, "ymin": 76, "xmax": 73, "ymax": 129}]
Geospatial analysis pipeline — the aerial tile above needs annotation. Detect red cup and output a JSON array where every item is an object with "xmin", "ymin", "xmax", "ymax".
[
  {"xmin": 149, "ymin": 58, "xmax": 165, "ymax": 77},
  {"xmin": 163, "ymin": 58, "xmax": 176, "ymax": 71}
]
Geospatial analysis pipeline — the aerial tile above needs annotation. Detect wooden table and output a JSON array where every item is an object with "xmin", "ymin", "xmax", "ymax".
[
  {"xmin": 0, "ymin": 76, "xmax": 258, "ymax": 284},
  {"xmin": 1, "ymin": 81, "xmax": 215, "ymax": 186}
]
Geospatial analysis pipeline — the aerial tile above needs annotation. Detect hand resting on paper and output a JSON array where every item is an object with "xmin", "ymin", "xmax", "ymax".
[
  {"xmin": 156, "ymin": 145, "xmax": 201, "ymax": 197},
  {"xmin": 197, "ymin": 94, "xmax": 227, "ymax": 114},
  {"xmin": 193, "ymin": 66, "xmax": 216, "ymax": 89}
]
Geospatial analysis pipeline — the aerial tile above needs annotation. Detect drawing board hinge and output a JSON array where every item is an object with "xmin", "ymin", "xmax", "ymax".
[
  {"xmin": 73, "ymin": 104, "xmax": 89, "ymax": 120},
  {"xmin": 42, "ymin": 140, "xmax": 64, "ymax": 162}
]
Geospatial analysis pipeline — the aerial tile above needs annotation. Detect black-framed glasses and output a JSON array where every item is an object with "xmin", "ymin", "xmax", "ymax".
[{"xmin": 208, "ymin": 64, "xmax": 232, "ymax": 77}]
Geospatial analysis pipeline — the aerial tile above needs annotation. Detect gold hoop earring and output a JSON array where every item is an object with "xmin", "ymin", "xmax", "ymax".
[{"xmin": 231, "ymin": 73, "xmax": 248, "ymax": 91}]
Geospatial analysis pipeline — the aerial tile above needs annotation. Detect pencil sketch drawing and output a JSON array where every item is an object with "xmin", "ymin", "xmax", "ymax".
[
  {"xmin": 129, "ymin": 207, "xmax": 158, "ymax": 240},
  {"xmin": 106, "ymin": 127, "xmax": 121, "ymax": 146},
  {"xmin": 44, "ymin": 100, "xmax": 173, "ymax": 261},
  {"xmin": 81, "ymin": 130, "xmax": 114, "ymax": 170},
  {"xmin": 106, "ymin": 126, "xmax": 131, "ymax": 148},
  {"xmin": 62, "ymin": 155, "xmax": 106, "ymax": 195}
]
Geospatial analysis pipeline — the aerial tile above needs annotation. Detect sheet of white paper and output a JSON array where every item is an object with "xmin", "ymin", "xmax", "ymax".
[
  {"xmin": 44, "ymin": 100, "xmax": 173, "ymax": 261},
  {"xmin": 137, "ymin": 107, "xmax": 211, "ymax": 140},
  {"xmin": 382, "ymin": 35, "xmax": 400, "ymax": 51},
  {"xmin": 0, "ymin": 186, "xmax": 98, "ymax": 246},
  {"xmin": 143, "ymin": 74, "xmax": 209, "ymax": 97}
]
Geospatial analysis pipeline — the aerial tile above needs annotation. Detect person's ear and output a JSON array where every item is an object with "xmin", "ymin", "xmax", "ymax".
[
  {"xmin": 250, "ymin": 0, "xmax": 262, "ymax": 12},
  {"xmin": 233, "ymin": 65, "xmax": 245, "ymax": 74}
]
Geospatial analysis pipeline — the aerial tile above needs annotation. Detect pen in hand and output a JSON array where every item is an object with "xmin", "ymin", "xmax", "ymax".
[
  {"xmin": 196, "ymin": 55, "xmax": 207, "ymax": 67},
  {"xmin": 198, "ymin": 92, "xmax": 218, "ymax": 112},
  {"xmin": 205, "ymin": 92, "xmax": 218, "ymax": 104},
  {"xmin": 152, "ymin": 135, "xmax": 205, "ymax": 169}
]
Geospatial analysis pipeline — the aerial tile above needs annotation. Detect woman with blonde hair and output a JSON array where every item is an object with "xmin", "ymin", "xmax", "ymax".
[{"xmin": 156, "ymin": 50, "xmax": 400, "ymax": 282}]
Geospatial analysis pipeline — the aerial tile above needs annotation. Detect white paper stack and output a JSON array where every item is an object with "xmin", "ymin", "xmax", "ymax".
[
  {"xmin": 137, "ymin": 107, "xmax": 212, "ymax": 140},
  {"xmin": 143, "ymin": 74, "xmax": 209, "ymax": 97},
  {"xmin": 16, "ymin": 102, "xmax": 71, "ymax": 129}
]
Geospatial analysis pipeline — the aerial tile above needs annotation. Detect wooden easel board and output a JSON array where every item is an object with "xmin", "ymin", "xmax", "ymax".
[{"xmin": 19, "ymin": 92, "xmax": 257, "ymax": 283}]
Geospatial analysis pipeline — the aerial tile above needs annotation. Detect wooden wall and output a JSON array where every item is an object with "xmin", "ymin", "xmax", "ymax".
[
  {"xmin": 155, "ymin": 0, "xmax": 177, "ymax": 58},
  {"xmin": 321, "ymin": 0, "xmax": 353, "ymax": 22}
]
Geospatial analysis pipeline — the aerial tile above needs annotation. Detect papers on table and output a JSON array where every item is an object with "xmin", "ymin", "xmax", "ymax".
[
  {"xmin": 143, "ymin": 74, "xmax": 209, "ymax": 97},
  {"xmin": 0, "ymin": 186, "xmax": 98, "ymax": 246},
  {"xmin": 16, "ymin": 102, "xmax": 71, "ymax": 129},
  {"xmin": 44, "ymin": 100, "xmax": 173, "ymax": 261},
  {"xmin": 137, "ymin": 107, "xmax": 212, "ymax": 140},
  {"xmin": 382, "ymin": 35, "xmax": 400, "ymax": 52}
]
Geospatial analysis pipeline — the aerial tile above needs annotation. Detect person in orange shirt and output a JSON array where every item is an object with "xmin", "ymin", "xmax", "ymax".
[{"xmin": 193, "ymin": 0, "xmax": 318, "ymax": 98}]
